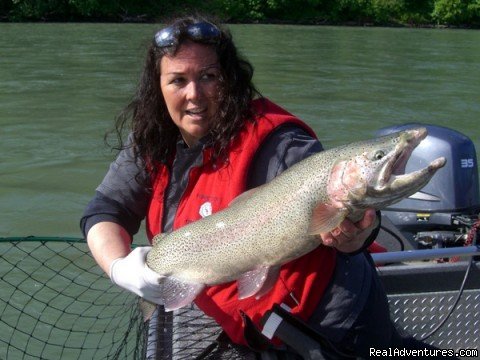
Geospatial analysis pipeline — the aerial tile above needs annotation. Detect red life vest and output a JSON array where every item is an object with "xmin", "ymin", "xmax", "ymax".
[{"xmin": 146, "ymin": 98, "xmax": 336, "ymax": 345}]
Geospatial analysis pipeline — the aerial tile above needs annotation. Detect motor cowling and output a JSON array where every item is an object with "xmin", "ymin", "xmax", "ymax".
[{"xmin": 376, "ymin": 123, "xmax": 480, "ymax": 250}]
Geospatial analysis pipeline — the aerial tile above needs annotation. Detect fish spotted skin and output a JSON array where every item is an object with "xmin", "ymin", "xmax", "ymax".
[{"xmin": 143, "ymin": 127, "xmax": 445, "ymax": 317}]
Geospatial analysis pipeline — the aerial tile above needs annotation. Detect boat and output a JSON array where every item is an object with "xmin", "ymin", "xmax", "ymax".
[{"xmin": 0, "ymin": 124, "xmax": 478, "ymax": 359}]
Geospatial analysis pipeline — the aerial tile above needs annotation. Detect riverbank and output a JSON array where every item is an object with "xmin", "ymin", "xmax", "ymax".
[
  {"xmin": 1, "ymin": 0, "xmax": 479, "ymax": 28},
  {"xmin": 0, "ymin": 16, "xmax": 477, "ymax": 30}
]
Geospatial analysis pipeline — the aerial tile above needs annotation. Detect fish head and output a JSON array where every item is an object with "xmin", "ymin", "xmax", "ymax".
[{"xmin": 327, "ymin": 127, "xmax": 446, "ymax": 211}]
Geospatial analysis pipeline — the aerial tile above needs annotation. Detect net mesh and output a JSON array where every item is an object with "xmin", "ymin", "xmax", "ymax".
[
  {"xmin": 0, "ymin": 237, "xmax": 147, "ymax": 360},
  {"xmin": 0, "ymin": 237, "xmax": 249, "ymax": 360}
]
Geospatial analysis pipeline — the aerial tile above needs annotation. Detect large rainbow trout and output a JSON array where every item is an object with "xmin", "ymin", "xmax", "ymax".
[{"xmin": 143, "ymin": 127, "xmax": 445, "ymax": 317}]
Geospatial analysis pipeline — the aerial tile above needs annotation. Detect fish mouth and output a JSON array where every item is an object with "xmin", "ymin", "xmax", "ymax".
[
  {"xmin": 373, "ymin": 127, "xmax": 446, "ymax": 197},
  {"xmin": 389, "ymin": 128, "xmax": 426, "ymax": 177}
]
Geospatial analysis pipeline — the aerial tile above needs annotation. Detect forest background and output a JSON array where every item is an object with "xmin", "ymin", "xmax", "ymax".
[{"xmin": 0, "ymin": 0, "xmax": 479, "ymax": 27}]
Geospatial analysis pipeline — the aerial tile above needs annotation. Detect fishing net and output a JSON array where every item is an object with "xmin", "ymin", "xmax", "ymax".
[
  {"xmin": 0, "ymin": 237, "xmax": 147, "ymax": 360},
  {"xmin": 0, "ymin": 236, "xmax": 251, "ymax": 360}
]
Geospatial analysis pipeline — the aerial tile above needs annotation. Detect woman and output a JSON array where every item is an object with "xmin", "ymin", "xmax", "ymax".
[{"xmin": 81, "ymin": 15, "xmax": 410, "ymax": 359}]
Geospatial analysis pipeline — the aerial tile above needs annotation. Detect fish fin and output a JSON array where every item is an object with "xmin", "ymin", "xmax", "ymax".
[
  {"xmin": 139, "ymin": 299, "xmax": 157, "ymax": 322},
  {"xmin": 229, "ymin": 187, "xmax": 261, "ymax": 206},
  {"xmin": 160, "ymin": 277, "xmax": 204, "ymax": 311},
  {"xmin": 237, "ymin": 266, "xmax": 280, "ymax": 300},
  {"xmin": 138, "ymin": 278, "xmax": 202, "ymax": 319},
  {"xmin": 151, "ymin": 233, "xmax": 168, "ymax": 246},
  {"xmin": 308, "ymin": 204, "xmax": 348, "ymax": 235}
]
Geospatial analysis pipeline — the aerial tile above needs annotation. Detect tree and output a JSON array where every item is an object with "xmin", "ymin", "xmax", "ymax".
[{"xmin": 433, "ymin": 0, "xmax": 480, "ymax": 26}]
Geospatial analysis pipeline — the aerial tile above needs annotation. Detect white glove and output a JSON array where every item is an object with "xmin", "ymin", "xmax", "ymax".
[{"xmin": 109, "ymin": 246, "xmax": 164, "ymax": 304}]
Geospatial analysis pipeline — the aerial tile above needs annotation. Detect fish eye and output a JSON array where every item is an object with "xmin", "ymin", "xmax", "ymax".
[{"xmin": 374, "ymin": 150, "xmax": 385, "ymax": 160}]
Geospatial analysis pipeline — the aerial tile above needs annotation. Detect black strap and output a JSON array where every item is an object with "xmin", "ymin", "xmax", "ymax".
[
  {"xmin": 195, "ymin": 331, "xmax": 251, "ymax": 359},
  {"xmin": 262, "ymin": 304, "xmax": 356, "ymax": 359},
  {"xmin": 241, "ymin": 310, "xmax": 272, "ymax": 352}
]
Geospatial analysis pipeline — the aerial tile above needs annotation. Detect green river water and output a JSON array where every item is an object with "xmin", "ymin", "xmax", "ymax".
[{"xmin": 1, "ymin": 23, "xmax": 479, "ymax": 241}]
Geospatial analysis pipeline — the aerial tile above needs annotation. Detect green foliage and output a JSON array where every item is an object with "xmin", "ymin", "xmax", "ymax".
[
  {"xmin": 67, "ymin": 0, "xmax": 115, "ymax": 18},
  {"xmin": 370, "ymin": 0, "xmax": 435, "ymax": 25},
  {"xmin": 1, "ymin": 0, "xmax": 479, "ymax": 26},
  {"xmin": 5, "ymin": 0, "xmax": 111, "ymax": 20},
  {"xmin": 7, "ymin": 0, "xmax": 62, "ymax": 20},
  {"xmin": 400, "ymin": 0, "xmax": 435, "ymax": 24},
  {"xmin": 261, "ymin": 0, "xmax": 328, "ymax": 23},
  {"xmin": 216, "ymin": 0, "xmax": 265, "ymax": 22},
  {"xmin": 328, "ymin": 0, "xmax": 374, "ymax": 23},
  {"xmin": 371, "ymin": 0, "xmax": 404, "ymax": 24},
  {"xmin": 433, "ymin": 0, "xmax": 480, "ymax": 25}
]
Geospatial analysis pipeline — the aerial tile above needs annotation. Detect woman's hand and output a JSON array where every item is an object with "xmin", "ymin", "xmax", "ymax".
[
  {"xmin": 110, "ymin": 247, "xmax": 164, "ymax": 303},
  {"xmin": 87, "ymin": 221, "xmax": 163, "ymax": 303},
  {"xmin": 320, "ymin": 208, "xmax": 377, "ymax": 254}
]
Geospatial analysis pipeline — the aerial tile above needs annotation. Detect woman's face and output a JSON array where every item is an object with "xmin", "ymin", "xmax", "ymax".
[{"xmin": 160, "ymin": 41, "xmax": 221, "ymax": 147}]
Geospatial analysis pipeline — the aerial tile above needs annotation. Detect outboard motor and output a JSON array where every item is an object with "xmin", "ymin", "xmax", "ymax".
[{"xmin": 376, "ymin": 124, "xmax": 480, "ymax": 251}]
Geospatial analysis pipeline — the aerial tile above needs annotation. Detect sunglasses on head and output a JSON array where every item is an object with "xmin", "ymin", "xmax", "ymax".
[{"xmin": 154, "ymin": 21, "xmax": 221, "ymax": 48}]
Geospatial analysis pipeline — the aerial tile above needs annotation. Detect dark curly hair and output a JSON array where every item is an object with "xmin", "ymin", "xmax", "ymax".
[{"xmin": 112, "ymin": 14, "xmax": 260, "ymax": 173}]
